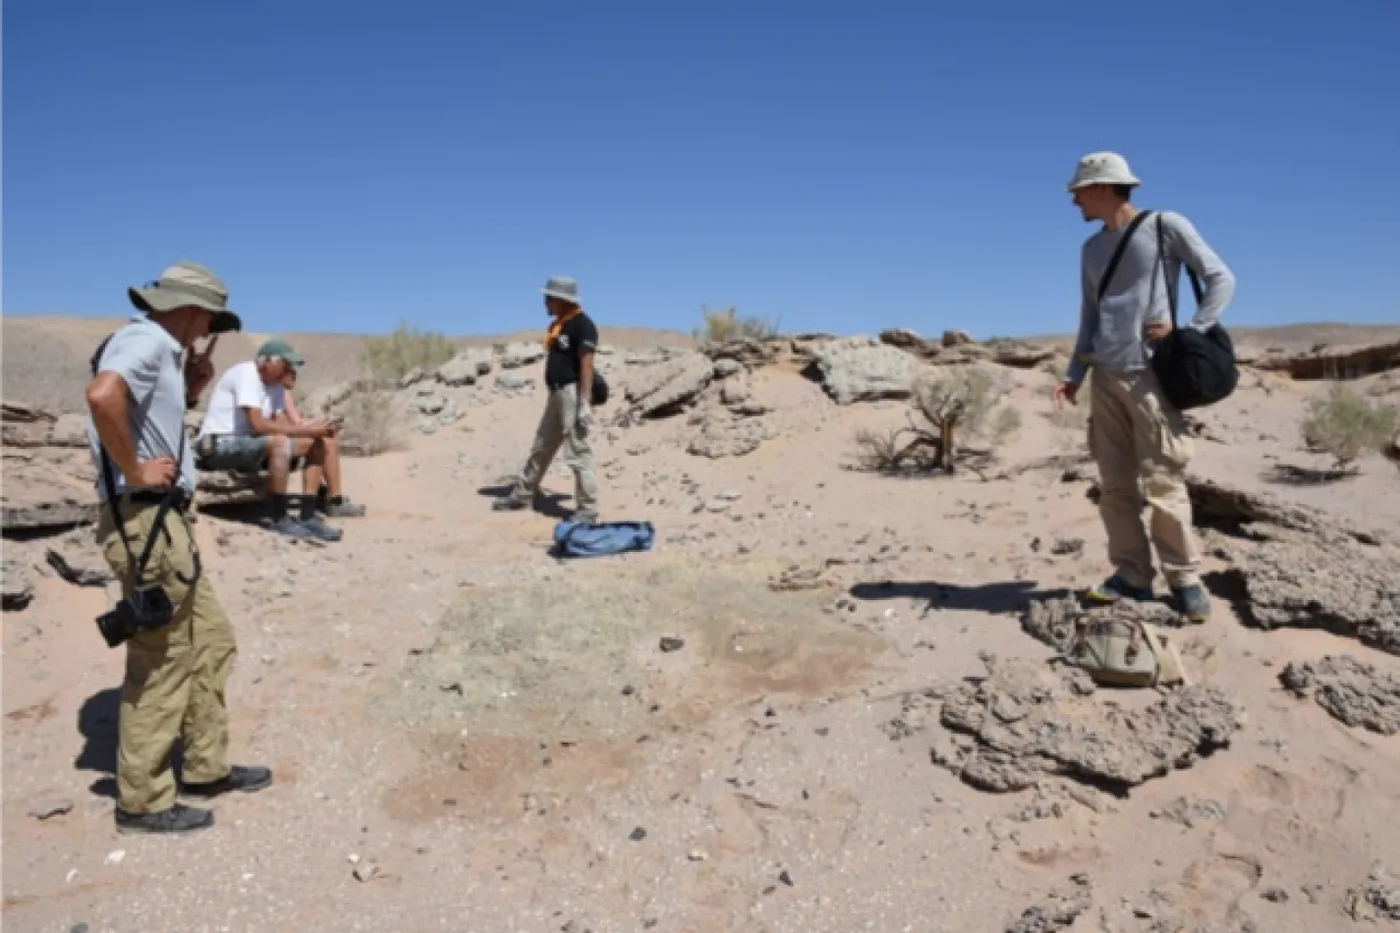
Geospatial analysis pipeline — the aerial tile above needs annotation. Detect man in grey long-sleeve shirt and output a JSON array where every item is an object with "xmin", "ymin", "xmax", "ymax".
[{"xmin": 1052, "ymin": 152, "xmax": 1236, "ymax": 621}]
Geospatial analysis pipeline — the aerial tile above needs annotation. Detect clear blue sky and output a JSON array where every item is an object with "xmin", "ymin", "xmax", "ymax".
[{"xmin": 5, "ymin": 1, "xmax": 1398, "ymax": 338}]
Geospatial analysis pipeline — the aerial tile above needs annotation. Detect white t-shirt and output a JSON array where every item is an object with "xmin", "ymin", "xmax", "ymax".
[{"xmin": 198, "ymin": 361, "xmax": 287, "ymax": 438}]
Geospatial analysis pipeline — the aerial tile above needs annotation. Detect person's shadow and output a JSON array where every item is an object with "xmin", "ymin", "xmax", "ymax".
[
  {"xmin": 75, "ymin": 688, "xmax": 121, "ymax": 798},
  {"xmin": 475, "ymin": 483, "xmax": 575, "ymax": 520}
]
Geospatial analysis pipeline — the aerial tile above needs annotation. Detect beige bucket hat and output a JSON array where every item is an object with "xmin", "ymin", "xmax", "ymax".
[
  {"xmin": 541, "ymin": 275, "xmax": 581, "ymax": 305},
  {"xmin": 1066, "ymin": 151, "xmax": 1141, "ymax": 191},
  {"xmin": 128, "ymin": 260, "xmax": 243, "ymax": 334}
]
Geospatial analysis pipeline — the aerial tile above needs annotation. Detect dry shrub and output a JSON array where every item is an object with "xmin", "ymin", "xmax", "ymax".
[
  {"xmin": 360, "ymin": 321, "xmax": 455, "ymax": 388},
  {"xmin": 1300, "ymin": 382, "xmax": 1399, "ymax": 472},
  {"xmin": 338, "ymin": 390, "xmax": 404, "ymax": 457},
  {"xmin": 696, "ymin": 306, "xmax": 779, "ymax": 344},
  {"xmin": 853, "ymin": 366, "xmax": 1022, "ymax": 474}
]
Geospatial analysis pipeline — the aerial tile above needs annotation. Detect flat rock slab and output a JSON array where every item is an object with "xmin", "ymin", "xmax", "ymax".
[
  {"xmin": 46, "ymin": 537, "xmax": 113, "ymax": 587},
  {"xmin": 928, "ymin": 656, "xmax": 1242, "ymax": 793},
  {"xmin": 808, "ymin": 337, "xmax": 918, "ymax": 404},
  {"xmin": 624, "ymin": 351, "xmax": 713, "ymax": 417},
  {"xmin": 434, "ymin": 349, "xmax": 493, "ymax": 387},
  {"xmin": 1280, "ymin": 655, "xmax": 1400, "ymax": 735},
  {"xmin": 1004, "ymin": 875, "xmax": 1092, "ymax": 933},
  {"xmin": 2, "ymin": 557, "xmax": 35, "ymax": 611}
]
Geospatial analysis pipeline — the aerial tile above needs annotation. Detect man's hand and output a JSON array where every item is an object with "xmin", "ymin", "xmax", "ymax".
[
  {"xmin": 1144, "ymin": 318, "xmax": 1173, "ymax": 344},
  {"xmin": 1052, "ymin": 381, "xmax": 1079, "ymax": 408},
  {"xmin": 184, "ymin": 335, "xmax": 219, "ymax": 398},
  {"xmin": 306, "ymin": 418, "xmax": 337, "ymax": 439},
  {"xmin": 132, "ymin": 456, "xmax": 178, "ymax": 488},
  {"xmin": 577, "ymin": 403, "xmax": 595, "ymax": 434}
]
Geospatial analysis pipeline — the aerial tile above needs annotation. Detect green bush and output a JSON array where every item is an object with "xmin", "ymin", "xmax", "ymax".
[
  {"xmin": 696, "ymin": 306, "xmax": 780, "ymax": 344},
  {"xmin": 1300, "ymin": 382, "xmax": 1399, "ymax": 471},
  {"xmin": 338, "ymin": 390, "xmax": 404, "ymax": 457},
  {"xmin": 360, "ymin": 321, "xmax": 456, "ymax": 388}
]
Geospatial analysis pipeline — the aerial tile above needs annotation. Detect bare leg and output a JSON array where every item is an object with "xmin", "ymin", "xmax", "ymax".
[
  {"xmin": 265, "ymin": 434, "xmax": 291, "ymax": 494},
  {"xmin": 303, "ymin": 439, "xmax": 325, "ymax": 497}
]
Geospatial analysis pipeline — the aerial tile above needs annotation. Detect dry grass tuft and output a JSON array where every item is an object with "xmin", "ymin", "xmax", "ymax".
[
  {"xmin": 360, "ymin": 321, "xmax": 456, "ymax": 388},
  {"xmin": 1300, "ymin": 382, "xmax": 1398, "ymax": 473}
]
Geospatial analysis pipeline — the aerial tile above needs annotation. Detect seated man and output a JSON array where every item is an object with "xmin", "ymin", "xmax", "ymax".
[{"xmin": 196, "ymin": 339, "xmax": 366, "ymax": 540}]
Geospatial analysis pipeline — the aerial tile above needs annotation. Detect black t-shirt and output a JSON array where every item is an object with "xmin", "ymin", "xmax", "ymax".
[{"xmin": 544, "ymin": 311, "xmax": 599, "ymax": 388}]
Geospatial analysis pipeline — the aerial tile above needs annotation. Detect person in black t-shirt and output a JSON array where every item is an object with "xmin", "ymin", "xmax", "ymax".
[{"xmin": 492, "ymin": 275, "xmax": 600, "ymax": 523}]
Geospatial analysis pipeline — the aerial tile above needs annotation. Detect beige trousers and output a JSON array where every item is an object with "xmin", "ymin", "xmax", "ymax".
[
  {"xmin": 1089, "ymin": 368, "xmax": 1201, "ymax": 590},
  {"xmin": 510, "ymin": 383, "xmax": 599, "ymax": 517},
  {"xmin": 97, "ymin": 500, "xmax": 236, "ymax": 814}
]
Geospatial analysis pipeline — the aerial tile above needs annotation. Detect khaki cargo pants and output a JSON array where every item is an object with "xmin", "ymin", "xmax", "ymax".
[
  {"xmin": 507, "ymin": 382, "xmax": 599, "ymax": 517},
  {"xmin": 97, "ymin": 499, "xmax": 236, "ymax": 815},
  {"xmin": 1088, "ymin": 368, "xmax": 1202, "ymax": 590}
]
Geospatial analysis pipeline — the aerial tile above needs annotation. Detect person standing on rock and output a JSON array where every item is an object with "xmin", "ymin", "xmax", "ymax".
[
  {"xmin": 493, "ymin": 275, "xmax": 600, "ymax": 524},
  {"xmin": 1052, "ymin": 152, "xmax": 1236, "ymax": 622},
  {"xmin": 85, "ymin": 260, "xmax": 272, "ymax": 834}
]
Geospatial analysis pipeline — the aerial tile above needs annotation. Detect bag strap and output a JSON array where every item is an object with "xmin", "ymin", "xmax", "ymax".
[
  {"xmin": 1155, "ymin": 214, "xmax": 1204, "ymax": 330},
  {"xmin": 99, "ymin": 428, "xmax": 188, "ymax": 587},
  {"xmin": 1096, "ymin": 209, "xmax": 1156, "ymax": 304}
]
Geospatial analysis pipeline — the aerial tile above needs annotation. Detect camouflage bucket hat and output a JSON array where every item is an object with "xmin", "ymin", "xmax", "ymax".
[{"xmin": 128, "ymin": 260, "xmax": 243, "ymax": 334}]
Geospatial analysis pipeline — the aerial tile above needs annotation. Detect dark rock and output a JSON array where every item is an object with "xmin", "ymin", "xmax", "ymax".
[
  {"xmin": 1279, "ymin": 655, "xmax": 1400, "ymax": 734},
  {"xmin": 778, "ymin": 870, "xmax": 794, "ymax": 887},
  {"xmin": 629, "ymin": 827, "xmax": 647, "ymax": 841},
  {"xmin": 659, "ymin": 637, "xmax": 684, "ymax": 653},
  {"xmin": 1050, "ymin": 537, "xmax": 1084, "ymax": 557},
  {"xmin": 1004, "ymin": 874, "xmax": 1092, "ymax": 933},
  {"xmin": 2, "ymin": 557, "xmax": 35, "ymax": 611},
  {"xmin": 29, "ymin": 797, "xmax": 75, "ymax": 820},
  {"xmin": 1345, "ymin": 863, "xmax": 1400, "ymax": 922},
  {"xmin": 1261, "ymin": 887, "xmax": 1289, "ymax": 903}
]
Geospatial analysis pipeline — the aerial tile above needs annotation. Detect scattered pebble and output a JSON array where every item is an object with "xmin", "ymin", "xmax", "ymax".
[
  {"xmin": 659, "ymin": 637, "xmax": 685, "ymax": 653},
  {"xmin": 629, "ymin": 827, "xmax": 647, "ymax": 841}
]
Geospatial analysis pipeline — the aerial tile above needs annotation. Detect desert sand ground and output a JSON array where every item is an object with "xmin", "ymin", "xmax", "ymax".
[{"xmin": 3, "ymin": 319, "xmax": 1400, "ymax": 933}]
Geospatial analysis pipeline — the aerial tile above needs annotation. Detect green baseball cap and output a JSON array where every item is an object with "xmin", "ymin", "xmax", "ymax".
[{"xmin": 257, "ymin": 338, "xmax": 305, "ymax": 366}]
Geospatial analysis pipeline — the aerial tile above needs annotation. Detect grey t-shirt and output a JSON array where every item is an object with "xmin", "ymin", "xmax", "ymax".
[
  {"xmin": 86, "ymin": 316, "xmax": 196, "ymax": 501},
  {"xmin": 1067, "ymin": 210, "xmax": 1236, "ymax": 386}
]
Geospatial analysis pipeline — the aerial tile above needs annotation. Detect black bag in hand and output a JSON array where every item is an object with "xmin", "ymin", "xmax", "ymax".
[{"xmin": 1148, "ymin": 215, "xmax": 1238, "ymax": 410}]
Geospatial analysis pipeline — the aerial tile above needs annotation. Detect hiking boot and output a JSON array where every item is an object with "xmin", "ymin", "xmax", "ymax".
[
  {"xmin": 115, "ymin": 803, "xmax": 214, "ymax": 835},
  {"xmin": 324, "ymin": 497, "xmax": 367, "ymax": 518},
  {"xmin": 182, "ymin": 765, "xmax": 273, "ymax": 799},
  {"xmin": 299, "ymin": 515, "xmax": 343, "ymax": 543},
  {"xmin": 269, "ymin": 517, "xmax": 314, "ymax": 541},
  {"xmin": 1084, "ymin": 574, "xmax": 1155, "ymax": 605},
  {"xmin": 1172, "ymin": 584, "xmax": 1212, "ymax": 623},
  {"xmin": 492, "ymin": 496, "xmax": 530, "ymax": 513}
]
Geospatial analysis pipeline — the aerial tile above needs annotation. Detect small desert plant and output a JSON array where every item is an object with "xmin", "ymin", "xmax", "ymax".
[
  {"xmin": 853, "ymin": 366, "xmax": 1022, "ymax": 474},
  {"xmin": 696, "ymin": 306, "xmax": 780, "ymax": 344},
  {"xmin": 337, "ymin": 390, "xmax": 404, "ymax": 457},
  {"xmin": 1299, "ymin": 382, "xmax": 1398, "ymax": 473},
  {"xmin": 360, "ymin": 321, "xmax": 456, "ymax": 388}
]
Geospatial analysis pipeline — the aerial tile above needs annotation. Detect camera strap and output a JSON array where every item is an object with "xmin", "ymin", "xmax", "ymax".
[{"xmin": 99, "ymin": 430, "xmax": 201, "ymax": 589}]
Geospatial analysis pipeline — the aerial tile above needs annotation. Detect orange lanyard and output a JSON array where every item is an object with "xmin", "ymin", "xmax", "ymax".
[{"xmin": 544, "ymin": 309, "xmax": 582, "ymax": 348}]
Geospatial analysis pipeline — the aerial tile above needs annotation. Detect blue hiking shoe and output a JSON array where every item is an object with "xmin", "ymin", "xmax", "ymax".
[
  {"xmin": 1084, "ymin": 574, "xmax": 1155, "ymax": 605},
  {"xmin": 1172, "ymin": 584, "xmax": 1212, "ymax": 623}
]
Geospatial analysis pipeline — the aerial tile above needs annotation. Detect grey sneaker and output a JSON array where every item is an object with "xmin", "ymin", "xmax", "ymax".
[
  {"xmin": 182, "ymin": 764, "xmax": 273, "ymax": 799},
  {"xmin": 299, "ymin": 515, "xmax": 343, "ymax": 543},
  {"xmin": 115, "ymin": 803, "xmax": 214, "ymax": 835},
  {"xmin": 270, "ymin": 517, "xmax": 314, "ymax": 541},
  {"xmin": 1172, "ymin": 584, "xmax": 1212, "ymax": 623},
  {"xmin": 324, "ymin": 498, "xmax": 367, "ymax": 518}
]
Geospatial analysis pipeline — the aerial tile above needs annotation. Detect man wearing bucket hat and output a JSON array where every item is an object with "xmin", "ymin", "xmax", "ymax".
[
  {"xmin": 85, "ymin": 261, "xmax": 272, "ymax": 835},
  {"xmin": 1053, "ymin": 152, "xmax": 1236, "ymax": 622},
  {"xmin": 493, "ymin": 275, "xmax": 601, "ymax": 523},
  {"xmin": 196, "ymin": 338, "xmax": 366, "ymax": 542}
]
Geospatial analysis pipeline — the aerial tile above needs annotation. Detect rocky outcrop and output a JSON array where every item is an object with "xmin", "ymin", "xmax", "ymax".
[
  {"xmin": 3, "ymin": 406, "xmax": 99, "ymax": 534},
  {"xmin": 435, "ymin": 349, "xmax": 493, "ymax": 387},
  {"xmin": 929, "ymin": 656, "xmax": 1242, "ymax": 793},
  {"xmin": 1238, "ymin": 530, "xmax": 1400, "ymax": 653},
  {"xmin": 1186, "ymin": 475, "xmax": 1383, "ymax": 545},
  {"xmin": 498, "ymin": 342, "xmax": 545, "ymax": 370},
  {"xmin": 807, "ymin": 337, "xmax": 918, "ymax": 404},
  {"xmin": 2, "ymin": 557, "xmax": 34, "ymax": 611},
  {"xmin": 1280, "ymin": 655, "xmax": 1400, "ymax": 735},
  {"xmin": 495, "ymin": 372, "xmax": 536, "ymax": 393},
  {"xmin": 942, "ymin": 330, "xmax": 975, "ymax": 347},
  {"xmin": 704, "ymin": 338, "xmax": 780, "ymax": 367},
  {"xmin": 623, "ymin": 351, "xmax": 713, "ymax": 417},
  {"xmin": 1248, "ymin": 339, "xmax": 1400, "ymax": 380},
  {"xmin": 687, "ymin": 408, "xmax": 774, "ymax": 459}
]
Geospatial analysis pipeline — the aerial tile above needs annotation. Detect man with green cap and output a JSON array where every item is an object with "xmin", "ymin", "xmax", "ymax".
[
  {"xmin": 85, "ymin": 260, "xmax": 272, "ymax": 834},
  {"xmin": 197, "ymin": 337, "xmax": 367, "ymax": 540}
]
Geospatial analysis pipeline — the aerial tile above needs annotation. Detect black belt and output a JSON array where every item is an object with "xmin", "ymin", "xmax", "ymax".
[{"xmin": 127, "ymin": 490, "xmax": 191, "ymax": 513}]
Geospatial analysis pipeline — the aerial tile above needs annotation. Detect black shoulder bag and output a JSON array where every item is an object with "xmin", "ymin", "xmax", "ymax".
[{"xmin": 1148, "ymin": 214, "xmax": 1239, "ymax": 410}]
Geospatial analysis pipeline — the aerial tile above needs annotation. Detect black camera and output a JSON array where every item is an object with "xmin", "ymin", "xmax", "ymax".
[{"xmin": 95, "ymin": 585, "xmax": 175, "ymax": 649}]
